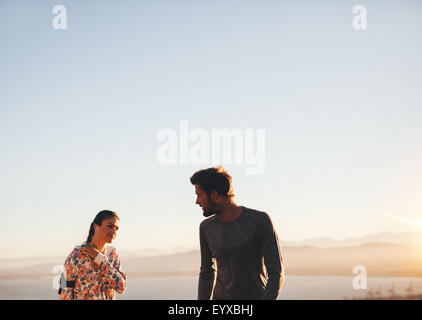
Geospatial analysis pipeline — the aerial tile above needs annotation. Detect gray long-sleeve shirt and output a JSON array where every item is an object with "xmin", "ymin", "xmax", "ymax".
[{"xmin": 198, "ymin": 206, "xmax": 284, "ymax": 300}]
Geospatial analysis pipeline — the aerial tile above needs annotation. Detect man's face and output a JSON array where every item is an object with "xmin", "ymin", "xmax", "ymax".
[{"xmin": 194, "ymin": 185, "xmax": 222, "ymax": 217}]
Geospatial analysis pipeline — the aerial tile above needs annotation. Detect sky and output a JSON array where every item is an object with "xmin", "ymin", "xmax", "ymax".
[{"xmin": 1, "ymin": 0, "xmax": 422, "ymax": 259}]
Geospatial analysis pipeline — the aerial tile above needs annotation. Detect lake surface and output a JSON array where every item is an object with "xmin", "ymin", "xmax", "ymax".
[{"xmin": 1, "ymin": 275, "xmax": 421, "ymax": 300}]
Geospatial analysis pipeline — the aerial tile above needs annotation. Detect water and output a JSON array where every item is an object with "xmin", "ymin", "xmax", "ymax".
[{"xmin": 1, "ymin": 276, "xmax": 421, "ymax": 300}]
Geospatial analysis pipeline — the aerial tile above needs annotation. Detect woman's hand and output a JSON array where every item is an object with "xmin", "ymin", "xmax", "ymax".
[{"xmin": 80, "ymin": 243, "xmax": 100, "ymax": 260}]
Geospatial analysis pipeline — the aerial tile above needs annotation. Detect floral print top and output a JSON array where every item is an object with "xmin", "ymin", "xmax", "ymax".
[{"xmin": 58, "ymin": 242, "xmax": 127, "ymax": 300}]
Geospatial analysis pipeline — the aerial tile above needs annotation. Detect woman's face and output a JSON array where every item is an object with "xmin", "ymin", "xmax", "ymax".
[{"xmin": 94, "ymin": 216, "xmax": 119, "ymax": 244}]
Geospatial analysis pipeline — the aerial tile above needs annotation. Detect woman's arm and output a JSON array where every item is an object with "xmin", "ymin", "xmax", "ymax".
[
  {"xmin": 94, "ymin": 247, "xmax": 127, "ymax": 294},
  {"xmin": 58, "ymin": 247, "xmax": 79, "ymax": 300}
]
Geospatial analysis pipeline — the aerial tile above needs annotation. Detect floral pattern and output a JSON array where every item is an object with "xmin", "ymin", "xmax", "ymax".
[{"xmin": 58, "ymin": 242, "xmax": 127, "ymax": 300}]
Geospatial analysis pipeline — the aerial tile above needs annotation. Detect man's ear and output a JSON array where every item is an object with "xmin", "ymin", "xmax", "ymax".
[{"xmin": 210, "ymin": 190, "xmax": 219, "ymax": 202}]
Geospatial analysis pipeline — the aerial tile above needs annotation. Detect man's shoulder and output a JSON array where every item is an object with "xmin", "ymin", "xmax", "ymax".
[
  {"xmin": 242, "ymin": 206, "xmax": 272, "ymax": 222},
  {"xmin": 242, "ymin": 207, "xmax": 279, "ymax": 238},
  {"xmin": 200, "ymin": 215, "xmax": 217, "ymax": 229}
]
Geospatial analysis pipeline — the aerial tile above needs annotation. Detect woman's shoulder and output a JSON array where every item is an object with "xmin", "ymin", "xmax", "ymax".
[{"xmin": 64, "ymin": 244, "xmax": 86, "ymax": 262}]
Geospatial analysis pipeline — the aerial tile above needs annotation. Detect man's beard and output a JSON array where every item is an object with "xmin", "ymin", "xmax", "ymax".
[
  {"xmin": 202, "ymin": 197, "xmax": 223, "ymax": 217},
  {"xmin": 202, "ymin": 209, "xmax": 215, "ymax": 217}
]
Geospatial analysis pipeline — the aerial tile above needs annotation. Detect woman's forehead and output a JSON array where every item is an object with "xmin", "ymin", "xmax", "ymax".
[{"xmin": 102, "ymin": 216, "xmax": 119, "ymax": 225}]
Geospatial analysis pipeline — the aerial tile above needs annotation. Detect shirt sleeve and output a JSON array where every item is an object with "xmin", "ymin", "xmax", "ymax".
[
  {"xmin": 198, "ymin": 221, "xmax": 216, "ymax": 300},
  {"xmin": 58, "ymin": 247, "xmax": 79, "ymax": 300},
  {"xmin": 259, "ymin": 213, "xmax": 285, "ymax": 300},
  {"xmin": 95, "ymin": 248, "xmax": 127, "ymax": 294}
]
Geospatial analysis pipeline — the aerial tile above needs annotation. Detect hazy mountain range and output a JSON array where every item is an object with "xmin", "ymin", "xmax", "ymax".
[
  {"xmin": 279, "ymin": 231, "xmax": 422, "ymax": 248},
  {"xmin": 1, "ymin": 232, "xmax": 422, "ymax": 279}
]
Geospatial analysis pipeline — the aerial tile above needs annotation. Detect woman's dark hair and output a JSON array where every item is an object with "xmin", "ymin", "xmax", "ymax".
[
  {"xmin": 190, "ymin": 166, "xmax": 234, "ymax": 198},
  {"xmin": 87, "ymin": 210, "xmax": 119, "ymax": 243}
]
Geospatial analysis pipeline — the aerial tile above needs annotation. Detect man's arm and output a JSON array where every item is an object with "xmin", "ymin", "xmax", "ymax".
[
  {"xmin": 198, "ymin": 221, "xmax": 216, "ymax": 300},
  {"xmin": 259, "ymin": 213, "xmax": 284, "ymax": 300}
]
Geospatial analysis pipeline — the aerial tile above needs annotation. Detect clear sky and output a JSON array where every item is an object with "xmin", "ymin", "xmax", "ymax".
[{"xmin": 1, "ymin": 0, "xmax": 422, "ymax": 258}]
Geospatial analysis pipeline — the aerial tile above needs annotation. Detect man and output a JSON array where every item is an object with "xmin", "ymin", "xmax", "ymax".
[{"xmin": 190, "ymin": 166, "xmax": 284, "ymax": 300}]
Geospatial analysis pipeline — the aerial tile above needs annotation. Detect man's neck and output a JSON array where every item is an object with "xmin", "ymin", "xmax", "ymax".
[{"xmin": 219, "ymin": 201, "xmax": 242, "ymax": 223}]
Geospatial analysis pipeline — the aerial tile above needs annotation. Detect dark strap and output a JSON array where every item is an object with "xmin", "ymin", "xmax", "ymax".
[{"xmin": 58, "ymin": 272, "xmax": 76, "ymax": 295}]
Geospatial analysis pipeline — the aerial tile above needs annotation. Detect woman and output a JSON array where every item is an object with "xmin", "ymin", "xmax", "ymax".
[{"xmin": 59, "ymin": 210, "xmax": 127, "ymax": 300}]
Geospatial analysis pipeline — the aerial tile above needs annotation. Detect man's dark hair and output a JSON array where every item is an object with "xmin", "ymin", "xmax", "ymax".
[{"xmin": 190, "ymin": 166, "xmax": 234, "ymax": 198}]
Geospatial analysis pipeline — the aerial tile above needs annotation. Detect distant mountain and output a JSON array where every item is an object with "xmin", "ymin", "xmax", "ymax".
[
  {"xmin": 279, "ymin": 232, "xmax": 422, "ymax": 248},
  {"xmin": 118, "ymin": 242, "xmax": 422, "ymax": 278},
  {"xmin": 0, "ymin": 256, "xmax": 67, "ymax": 270},
  {"xmin": 118, "ymin": 246, "xmax": 195, "ymax": 258},
  {"xmin": 281, "ymin": 242, "xmax": 422, "ymax": 277},
  {"xmin": 2, "ymin": 241, "xmax": 422, "ymax": 279},
  {"xmin": 2, "ymin": 232, "xmax": 422, "ymax": 279}
]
